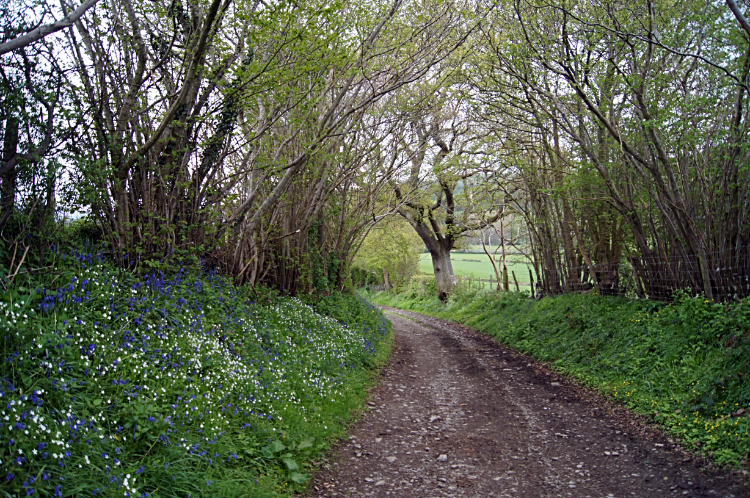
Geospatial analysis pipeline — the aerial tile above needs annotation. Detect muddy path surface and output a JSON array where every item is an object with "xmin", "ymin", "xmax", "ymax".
[{"xmin": 306, "ymin": 308, "xmax": 748, "ymax": 498}]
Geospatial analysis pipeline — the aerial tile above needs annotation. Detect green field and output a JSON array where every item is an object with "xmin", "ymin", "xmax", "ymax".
[
  {"xmin": 419, "ymin": 252, "xmax": 532, "ymax": 289},
  {"xmin": 460, "ymin": 244, "xmax": 523, "ymax": 253}
]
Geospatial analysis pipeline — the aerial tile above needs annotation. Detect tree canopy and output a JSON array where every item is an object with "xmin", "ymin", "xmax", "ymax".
[{"xmin": 1, "ymin": 0, "xmax": 748, "ymax": 301}]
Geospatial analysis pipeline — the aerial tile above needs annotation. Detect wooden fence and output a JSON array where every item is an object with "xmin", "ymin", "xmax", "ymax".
[{"xmin": 365, "ymin": 274, "xmax": 532, "ymax": 293}]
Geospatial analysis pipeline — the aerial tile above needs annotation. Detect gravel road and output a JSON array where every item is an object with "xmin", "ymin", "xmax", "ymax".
[{"xmin": 306, "ymin": 308, "xmax": 748, "ymax": 498}]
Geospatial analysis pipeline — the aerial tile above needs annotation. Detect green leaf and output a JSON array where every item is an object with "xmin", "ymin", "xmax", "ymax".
[
  {"xmin": 289, "ymin": 472, "xmax": 308, "ymax": 484},
  {"xmin": 269, "ymin": 440, "xmax": 286, "ymax": 453},
  {"xmin": 297, "ymin": 437, "xmax": 315, "ymax": 450},
  {"xmin": 93, "ymin": 399, "xmax": 102, "ymax": 406},
  {"xmin": 282, "ymin": 457, "xmax": 298, "ymax": 471}
]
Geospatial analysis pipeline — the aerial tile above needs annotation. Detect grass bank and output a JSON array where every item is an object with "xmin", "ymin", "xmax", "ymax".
[
  {"xmin": 364, "ymin": 283, "xmax": 750, "ymax": 470},
  {"xmin": 1, "ymin": 248, "xmax": 391, "ymax": 497}
]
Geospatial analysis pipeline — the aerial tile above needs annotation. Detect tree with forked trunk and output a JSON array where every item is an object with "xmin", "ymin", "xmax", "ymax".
[{"xmin": 395, "ymin": 95, "xmax": 504, "ymax": 301}]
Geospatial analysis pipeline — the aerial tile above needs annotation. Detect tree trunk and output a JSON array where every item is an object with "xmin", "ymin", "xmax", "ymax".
[
  {"xmin": 480, "ymin": 229, "xmax": 503, "ymax": 290},
  {"xmin": 0, "ymin": 115, "xmax": 19, "ymax": 231},
  {"xmin": 397, "ymin": 206, "xmax": 458, "ymax": 302},
  {"xmin": 500, "ymin": 217, "xmax": 509, "ymax": 291},
  {"xmin": 430, "ymin": 244, "xmax": 456, "ymax": 302}
]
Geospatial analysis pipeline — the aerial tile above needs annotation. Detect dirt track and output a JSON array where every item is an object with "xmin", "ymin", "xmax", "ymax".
[{"xmin": 307, "ymin": 308, "xmax": 749, "ymax": 498}]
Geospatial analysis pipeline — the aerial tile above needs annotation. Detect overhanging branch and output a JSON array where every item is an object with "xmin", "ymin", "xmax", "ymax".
[{"xmin": 0, "ymin": 0, "xmax": 99, "ymax": 56}]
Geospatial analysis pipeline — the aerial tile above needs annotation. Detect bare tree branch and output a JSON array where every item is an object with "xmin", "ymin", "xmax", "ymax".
[
  {"xmin": 0, "ymin": 0, "xmax": 98, "ymax": 56},
  {"xmin": 727, "ymin": 0, "xmax": 750, "ymax": 39}
]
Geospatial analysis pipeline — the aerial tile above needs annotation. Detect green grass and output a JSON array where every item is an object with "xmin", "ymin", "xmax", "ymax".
[
  {"xmin": 457, "ymin": 244, "xmax": 526, "ymax": 253},
  {"xmin": 418, "ymin": 253, "xmax": 532, "ymax": 289},
  {"xmin": 0, "ymin": 249, "xmax": 392, "ymax": 497},
  {"xmin": 364, "ymin": 282, "xmax": 750, "ymax": 471}
]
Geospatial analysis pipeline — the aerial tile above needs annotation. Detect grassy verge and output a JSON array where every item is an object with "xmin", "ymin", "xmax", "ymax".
[
  {"xmin": 0, "ymin": 248, "xmax": 391, "ymax": 497},
  {"xmin": 364, "ymin": 282, "xmax": 750, "ymax": 470}
]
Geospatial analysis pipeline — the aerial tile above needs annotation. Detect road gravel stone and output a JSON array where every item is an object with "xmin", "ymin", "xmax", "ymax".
[{"xmin": 307, "ymin": 308, "xmax": 748, "ymax": 498}]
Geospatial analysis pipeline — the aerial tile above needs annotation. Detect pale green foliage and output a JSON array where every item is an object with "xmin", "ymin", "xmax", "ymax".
[{"xmin": 354, "ymin": 216, "xmax": 423, "ymax": 288}]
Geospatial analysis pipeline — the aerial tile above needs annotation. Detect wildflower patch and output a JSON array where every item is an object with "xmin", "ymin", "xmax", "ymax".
[{"xmin": 1, "ymin": 251, "xmax": 391, "ymax": 497}]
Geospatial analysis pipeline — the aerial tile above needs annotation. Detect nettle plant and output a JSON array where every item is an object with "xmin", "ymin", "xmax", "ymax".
[{"xmin": 0, "ymin": 249, "xmax": 389, "ymax": 497}]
